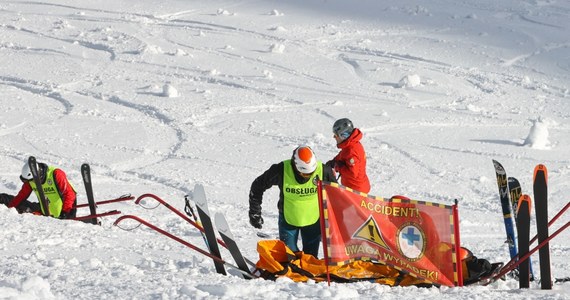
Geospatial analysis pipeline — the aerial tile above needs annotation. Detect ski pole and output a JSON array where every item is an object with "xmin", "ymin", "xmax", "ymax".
[{"xmin": 184, "ymin": 195, "xmax": 210, "ymax": 250}]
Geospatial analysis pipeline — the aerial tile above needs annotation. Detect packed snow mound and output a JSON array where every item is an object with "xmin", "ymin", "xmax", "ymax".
[
  {"xmin": 398, "ymin": 74, "xmax": 421, "ymax": 88},
  {"xmin": 269, "ymin": 9, "xmax": 284, "ymax": 16},
  {"xmin": 0, "ymin": 276, "xmax": 55, "ymax": 300},
  {"xmin": 523, "ymin": 118, "xmax": 551, "ymax": 149},
  {"xmin": 162, "ymin": 84, "xmax": 179, "ymax": 98},
  {"xmin": 269, "ymin": 43, "xmax": 285, "ymax": 53}
]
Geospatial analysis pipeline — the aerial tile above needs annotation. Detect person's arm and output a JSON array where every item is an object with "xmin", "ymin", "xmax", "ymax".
[
  {"xmin": 249, "ymin": 162, "xmax": 282, "ymax": 215},
  {"xmin": 53, "ymin": 169, "xmax": 76, "ymax": 213},
  {"xmin": 322, "ymin": 163, "xmax": 338, "ymax": 183},
  {"xmin": 7, "ymin": 183, "xmax": 32, "ymax": 208},
  {"xmin": 336, "ymin": 147, "xmax": 362, "ymax": 177}
]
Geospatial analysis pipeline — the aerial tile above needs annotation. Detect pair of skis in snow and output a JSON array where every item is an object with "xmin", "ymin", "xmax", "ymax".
[
  {"xmin": 193, "ymin": 184, "xmax": 253, "ymax": 278},
  {"xmin": 27, "ymin": 156, "xmax": 127, "ymax": 223},
  {"xmin": 492, "ymin": 160, "xmax": 564, "ymax": 289},
  {"xmin": 114, "ymin": 185, "xmax": 256, "ymax": 279}
]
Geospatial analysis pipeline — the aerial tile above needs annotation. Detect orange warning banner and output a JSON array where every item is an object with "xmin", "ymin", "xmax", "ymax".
[{"xmin": 321, "ymin": 182, "xmax": 460, "ymax": 287}]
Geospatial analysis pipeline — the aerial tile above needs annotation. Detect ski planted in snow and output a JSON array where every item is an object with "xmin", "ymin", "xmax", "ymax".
[
  {"xmin": 134, "ymin": 193, "xmax": 256, "ymax": 268},
  {"xmin": 533, "ymin": 164, "xmax": 552, "ymax": 289},
  {"xmin": 516, "ymin": 194, "xmax": 532, "ymax": 288},
  {"xmin": 485, "ymin": 219, "xmax": 570, "ymax": 285},
  {"xmin": 193, "ymin": 184, "xmax": 227, "ymax": 275},
  {"xmin": 214, "ymin": 212, "xmax": 252, "ymax": 279},
  {"xmin": 492, "ymin": 160, "xmax": 518, "ymax": 267},
  {"xmin": 28, "ymin": 156, "xmax": 50, "ymax": 216},
  {"xmin": 81, "ymin": 163, "xmax": 99, "ymax": 225},
  {"xmin": 508, "ymin": 177, "xmax": 522, "ymax": 218},
  {"xmin": 184, "ymin": 194, "xmax": 210, "ymax": 250},
  {"xmin": 508, "ymin": 177, "xmax": 535, "ymax": 281}
]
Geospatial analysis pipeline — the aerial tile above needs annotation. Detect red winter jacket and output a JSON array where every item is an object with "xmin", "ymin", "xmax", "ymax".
[
  {"xmin": 8, "ymin": 168, "xmax": 76, "ymax": 214},
  {"xmin": 333, "ymin": 128, "xmax": 370, "ymax": 193}
]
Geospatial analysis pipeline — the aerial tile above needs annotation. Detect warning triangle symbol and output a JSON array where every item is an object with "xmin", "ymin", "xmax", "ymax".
[{"xmin": 352, "ymin": 216, "xmax": 390, "ymax": 250}]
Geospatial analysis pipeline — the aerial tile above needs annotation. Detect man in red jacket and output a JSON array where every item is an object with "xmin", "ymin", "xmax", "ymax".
[
  {"xmin": 327, "ymin": 118, "xmax": 371, "ymax": 193},
  {"xmin": 0, "ymin": 160, "xmax": 77, "ymax": 219}
]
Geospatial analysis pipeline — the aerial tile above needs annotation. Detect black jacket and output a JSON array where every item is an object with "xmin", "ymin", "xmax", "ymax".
[{"xmin": 248, "ymin": 161, "xmax": 337, "ymax": 215}]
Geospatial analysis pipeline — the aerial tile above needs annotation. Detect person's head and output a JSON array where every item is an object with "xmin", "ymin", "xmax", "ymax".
[
  {"xmin": 20, "ymin": 163, "xmax": 33, "ymax": 182},
  {"xmin": 332, "ymin": 118, "xmax": 354, "ymax": 142},
  {"xmin": 20, "ymin": 161, "xmax": 48, "ymax": 183},
  {"xmin": 292, "ymin": 145, "xmax": 317, "ymax": 178}
]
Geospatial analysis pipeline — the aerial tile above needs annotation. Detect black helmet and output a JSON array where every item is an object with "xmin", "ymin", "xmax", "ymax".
[{"xmin": 333, "ymin": 118, "xmax": 354, "ymax": 141}]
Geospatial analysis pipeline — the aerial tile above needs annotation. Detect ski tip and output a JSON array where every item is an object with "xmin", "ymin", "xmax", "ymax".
[
  {"xmin": 516, "ymin": 194, "xmax": 532, "ymax": 216},
  {"xmin": 533, "ymin": 164, "xmax": 548, "ymax": 182},
  {"xmin": 214, "ymin": 213, "xmax": 232, "ymax": 236},
  {"xmin": 507, "ymin": 177, "xmax": 520, "ymax": 184},
  {"xmin": 193, "ymin": 184, "xmax": 207, "ymax": 205},
  {"xmin": 193, "ymin": 183, "xmax": 205, "ymax": 194},
  {"xmin": 492, "ymin": 160, "xmax": 506, "ymax": 174},
  {"xmin": 214, "ymin": 212, "xmax": 226, "ymax": 227}
]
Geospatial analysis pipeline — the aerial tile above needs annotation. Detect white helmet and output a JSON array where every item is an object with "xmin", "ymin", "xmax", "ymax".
[
  {"xmin": 21, "ymin": 162, "xmax": 33, "ymax": 181},
  {"xmin": 293, "ymin": 146, "xmax": 317, "ymax": 174}
]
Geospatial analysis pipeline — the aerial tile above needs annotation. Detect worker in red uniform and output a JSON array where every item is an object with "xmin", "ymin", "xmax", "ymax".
[{"xmin": 327, "ymin": 118, "xmax": 370, "ymax": 193}]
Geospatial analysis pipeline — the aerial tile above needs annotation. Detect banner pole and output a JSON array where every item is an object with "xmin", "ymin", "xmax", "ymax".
[
  {"xmin": 453, "ymin": 199, "xmax": 464, "ymax": 286},
  {"xmin": 317, "ymin": 179, "xmax": 331, "ymax": 286}
]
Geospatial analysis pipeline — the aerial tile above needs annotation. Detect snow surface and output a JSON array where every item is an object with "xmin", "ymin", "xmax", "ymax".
[{"xmin": 1, "ymin": 0, "xmax": 569, "ymax": 299}]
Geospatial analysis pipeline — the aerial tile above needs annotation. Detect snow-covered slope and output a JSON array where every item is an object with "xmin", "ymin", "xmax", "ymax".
[{"xmin": 1, "ymin": 0, "xmax": 568, "ymax": 299}]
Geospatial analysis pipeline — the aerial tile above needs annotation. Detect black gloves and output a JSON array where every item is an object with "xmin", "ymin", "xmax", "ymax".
[
  {"xmin": 326, "ymin": 160, "xmax": 345, "ymax": 169},
  {"xmin": 59, "ymin": 211, "xmax": 70, "ymax": 219},
  {"xmin": 0, "ymin": 193, "xmax": 13, "ymax": 206},
  {"xmin": 249, "ymin": 212, "xmax": 264, "ymax": 229}
]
